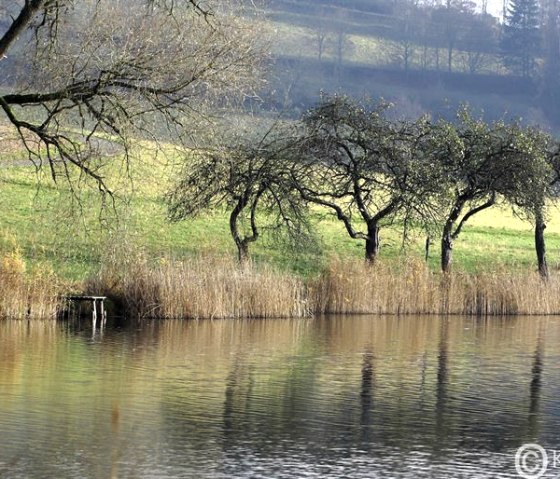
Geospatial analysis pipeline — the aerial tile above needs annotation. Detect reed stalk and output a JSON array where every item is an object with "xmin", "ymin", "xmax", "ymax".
[
  {"xmin": 0, "ymin": 253, "xmax": 62, "ymax": 319},
  {"xmin": 312, "ymin": 258, "xmax": 560, "ymax": 316},
  {"xmin": 88, "ymin": 255, "xmax": 310, "ymax": 319}
]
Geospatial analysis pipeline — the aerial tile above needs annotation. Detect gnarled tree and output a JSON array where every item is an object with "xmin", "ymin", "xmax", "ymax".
[
  {"xmin": 292, "ymin": 95, "xmax": 441, "ymax": 262},
  {"xmin": 431, "ymin": 110, "xmax": 551, "ymax": 273},
  {"xmin": 510, "ymin": 135, "xmax": 557, "ymax": 279},
  {"xmin": 167, "ymin": 124, "xmax": 310, "ymax": 262}
]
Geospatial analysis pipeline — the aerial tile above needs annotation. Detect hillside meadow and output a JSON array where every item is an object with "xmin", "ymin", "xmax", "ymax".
[
  {"xmin": 1, "ymin": 153, "xmax": 560, "ymax": 279},
  {"xmin": 1, "ymin": 137, "xmax": 560, "ymax": 319}
]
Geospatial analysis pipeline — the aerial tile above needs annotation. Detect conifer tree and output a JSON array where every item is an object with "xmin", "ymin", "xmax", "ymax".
[
  {"xmin": 540, "ymin": 0, "xmax": 560, "ymax": 123},
  {"xmin": 501, "ymin": 0, "xmax": 541, "ymax": 77}
]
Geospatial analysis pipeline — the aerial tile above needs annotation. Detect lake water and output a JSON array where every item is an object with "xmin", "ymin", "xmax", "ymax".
[{"xmin": 1, "ymin": 315, "xmax": 559, "ymax": 478}]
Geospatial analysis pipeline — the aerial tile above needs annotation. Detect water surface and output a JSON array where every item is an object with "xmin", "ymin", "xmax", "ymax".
[{"xmin": 1, "ymin": 315, "xmax": 559, "ymax": 478}]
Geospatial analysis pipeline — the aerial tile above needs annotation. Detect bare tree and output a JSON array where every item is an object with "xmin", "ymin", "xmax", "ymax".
[
  {"xmin": 0, "ymin": 0, "xmax": 267, "ymax": 199},
  {"xmin": 167, "ymin": 122, "xmax": 311, "ymax": 262},
  {"xmin": 540, "ymin": 0, "xmax": 560, "ymax": 123},
  {"xmin": 313, "ymin": 6, "xmax": 331, "ymax": 63},
  {"xmin": 458, "ymin": 15, "xmax": 498, "ymax": 74},
  {"xmin": 393, "ymin": 0, "xmax": 421, "ymax": 72},
  {"xmin": 432, "ymin": 0, "xmax": 476, "ymax": 72}
]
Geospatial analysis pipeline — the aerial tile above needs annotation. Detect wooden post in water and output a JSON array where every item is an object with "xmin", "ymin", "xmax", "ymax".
[
  {"xmin": 92, "ymin": 300, "xmax": 97, "ymax": 330},
  {"xmin": 65, "ymin": 296, "xmax": 108, "ymax": 330}
]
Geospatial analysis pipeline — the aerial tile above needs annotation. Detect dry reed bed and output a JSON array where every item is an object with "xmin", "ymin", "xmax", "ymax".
[
  {"xmin": 88, "ymin": 256, "xmax": 310, "ymax": 319},
  {"xmin": 89, "ymin": 256, "xmax": 560, "ymax": 319},
  {"xmin": 0, "ymin": 269, "xmax": 61, "ymax": 320},
  {"xmin": 312, "ymin": 259, "xmax": 560, "ymax": 316},
  {"xmin": 4, "ymin": 254, "xmax": 560, "ymax": 320}
]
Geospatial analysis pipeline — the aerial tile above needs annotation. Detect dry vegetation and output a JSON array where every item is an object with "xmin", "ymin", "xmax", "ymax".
[
  {"xmin": 2, "ymin": 245, "xmax": 560, "ymax": 319},
  {"xmin": 0, "ymin": 246, "xmax": 63, "ymax": 319},
  {"xmin": 86, "ymin": 254, "xmax": 310, "ymax": 319},
  {"xmin": 312, "ymin": 258, "xmax": 560, "ymax": 316},
  {"xmin": 80, "ymin": 253, "xmax": 560, "ymax": 319}
]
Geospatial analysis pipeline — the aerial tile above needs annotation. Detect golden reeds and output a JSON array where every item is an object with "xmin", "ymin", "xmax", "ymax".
[
  {"xmin": 5, "ymin": 247, "xmax": 560, "ymax": 319},
  {"xmin": 312, "ymin": 257, "xmax": 560, "ymax": 316},
  {"xmin": 88, "ymin": 255, "xmax": 310, "ymax": 319},
  {"xmin": 0, "ymin": 249, "xmax": 62, "ymax": 319},
  {"xmin": 87, "ymin": 254, "xmax": 560, "ymax": 319}
]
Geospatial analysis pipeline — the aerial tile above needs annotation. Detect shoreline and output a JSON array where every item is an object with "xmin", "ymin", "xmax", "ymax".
[{"xmin": 3, "ymin": 256, "xmax": 560, "ymax": 320}]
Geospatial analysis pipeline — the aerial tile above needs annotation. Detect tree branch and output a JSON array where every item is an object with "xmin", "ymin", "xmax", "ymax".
[
  {"xmin": 452, "ymin": 192, "xmax": 496, "ymax": 239},
  {"xmin": 0, "ymin": 0, "xmax": 45, "ymax": 58},
  {"xmin": 294, "ymin": 178, "xmax": 367, "ymax": 241}
]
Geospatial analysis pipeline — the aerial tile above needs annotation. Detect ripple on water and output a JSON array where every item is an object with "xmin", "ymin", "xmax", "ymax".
[{"xmin": 0, "ymin": 315, "xmax": 558, "ymax": 478}]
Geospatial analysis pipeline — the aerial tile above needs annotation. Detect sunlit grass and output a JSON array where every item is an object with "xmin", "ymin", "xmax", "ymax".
[
  {"xmin": 1, "ymin": 128, "xmax": 559, "ymax": 285},
  {"xmin": 3, "ymin": 151, "xmax": 560, "ymax": 318},
  {"xmin": 1, "ymin": 159, "xmax": 560, "ymax": 280}
]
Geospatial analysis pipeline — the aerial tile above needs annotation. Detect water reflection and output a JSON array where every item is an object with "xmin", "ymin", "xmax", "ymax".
[
  {"xmin": 0, "ymin": 316, "xmax": 560, "ymax": 478},
  {"xmin": 359, "ymin": 348, "xmax": 374, "ymax": 445},
  {"xmin": 435, "ymin": 318, "xmax": 449, "ymax": 450},
  {"xmin": 528, "ymin": 328, "xmax": 544, "ymax": 439}
]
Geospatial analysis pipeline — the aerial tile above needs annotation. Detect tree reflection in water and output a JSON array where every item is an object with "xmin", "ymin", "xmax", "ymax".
[{"xmin": 0, "ymin": 316, "xmax": 559, "ymax": 478}]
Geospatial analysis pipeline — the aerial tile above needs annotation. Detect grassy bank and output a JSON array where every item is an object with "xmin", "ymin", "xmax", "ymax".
[
  {"xmin": 2, "ymin": 140, "xmax": 560, "ymax": 319},
  {"xmin": 2, "ymin": 160, "xmax": 560, "ymax": 280}
]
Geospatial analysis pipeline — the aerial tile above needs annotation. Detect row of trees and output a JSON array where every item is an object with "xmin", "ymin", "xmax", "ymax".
[
  {"xmin": 306, "ymin": 0, "xmax": 553, "ymax": 80},
  {"xmin": 2, "ymin": 2, "xmax": 558, "ymax": 277},
  {"xmin": 168, "ymin": 95, "xmax": 559, "ymax": 276},
  {"xmin": 309, "ymin": 0, "xmax": 500, "ymax": 74}
]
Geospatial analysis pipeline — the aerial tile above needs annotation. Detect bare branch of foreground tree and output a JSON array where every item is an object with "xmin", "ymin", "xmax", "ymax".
[{"xmin": 0, "ymin": 0, "xmax": 268, "ymax": 199}]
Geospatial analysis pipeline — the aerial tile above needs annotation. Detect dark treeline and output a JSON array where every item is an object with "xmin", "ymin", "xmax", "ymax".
[
  {"xmin": 275, "ymin": 56, "xmax": 535, "ymax": 96},
  {"xmin": 168, "ymin": 95, "xmax": 559, "ymax": 276},
  {"xmin": 268, "ymin": 0, "xmax": 560, "ymax": 126}
]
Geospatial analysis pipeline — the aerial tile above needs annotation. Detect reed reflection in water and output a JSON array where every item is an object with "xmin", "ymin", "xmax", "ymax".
[{"xmin": 1, "ymin": 315, "xmax": 560, "ymax": 478}]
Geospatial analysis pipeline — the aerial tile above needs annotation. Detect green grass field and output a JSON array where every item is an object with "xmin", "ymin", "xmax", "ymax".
[{"xmin": 1, "ymin": 146, "xmax": 559, "ymax": 283}]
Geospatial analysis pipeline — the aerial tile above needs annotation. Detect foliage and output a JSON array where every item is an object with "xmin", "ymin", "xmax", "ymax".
[
  {"xmin": 427, "ymin": 108, "xmax": 552, "ymax": 271},
  {"xmin": 167, "ymin": 121, "xmax": 312, "ymax": 261},
  {"xmin": 290, "ymin": 96, "xmax": 450, "ymax": 262},
  {"xmin": 292, "ymin": 95, "xmax": 409, "ymax": 261}
]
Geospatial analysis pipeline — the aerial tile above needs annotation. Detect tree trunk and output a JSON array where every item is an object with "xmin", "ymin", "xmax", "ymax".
[
  {"xmin": 425, "ymin": 236, "xmax": 431, "ymax": 262},
  {"xmin": 365, "ymin": 222, "xmax": 380, "ymax": 263},
  {"xmin": 230, "ymin": 197, "xmax": 251, "ymax": 264},
  {"xmin": 404, "ymin": 43, "xmax": 409, "ymax": 72},
  {"xmin": 237, "ymin": 241, "xmax": 250, "ymax": 264},
  {"xmin": 535, "ymin": 213, "xmax": 548, "ymax": 279},
  {"xmin": 441, "ymin": 228, "xmax": 453, "ymax": 273}
]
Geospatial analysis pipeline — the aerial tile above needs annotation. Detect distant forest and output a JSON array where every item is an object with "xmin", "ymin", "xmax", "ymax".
[{"xmin": 265, "ymin": 0, "xmax": 560, "ymax": 129}]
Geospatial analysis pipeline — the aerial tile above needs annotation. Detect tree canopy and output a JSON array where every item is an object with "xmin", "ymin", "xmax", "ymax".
[{"xmin": 167, "ymin": 122, "xmax": 311, "ymax": 262}]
